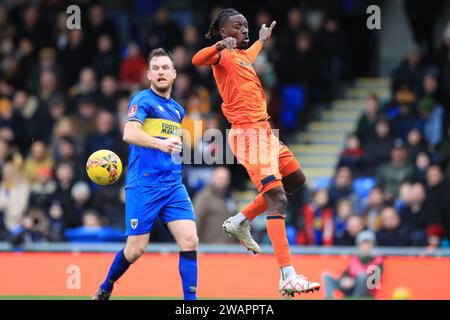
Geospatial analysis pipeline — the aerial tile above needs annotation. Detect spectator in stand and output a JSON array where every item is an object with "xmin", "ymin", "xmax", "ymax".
[
  {"xmin": 71, "ymin": 181, "xmax": 95, "ymax": 225},
  {"xmin": 16, "ymin": 5, "xmax": 48, "ymax": 52},
  {"xmin": 93, "ymin": 34, "xmax": 119, "ymax": 79},
  {"xmin": 298, "ymin": 189, "xmax": 334, "ymax": 246},
  {"xmin": 0, "ymin": 162, "xmax": 30, "ymax": 236},
  {"xmin": 182, "ymin": 25, "xmax": 201, "ymax": 57},
  {"xmin": 376, "ymin": 139, "xmax": 414, "ymax": 200},
  {"xmin": 97, "ymin": 75, "xmax": 121, "ymax": 113},
  {"xmin": 328, "ymin": 166, "xmax": 356, "ymax": 208},
  {"xmin": 334, "ymin": 199, "xmax": 353, "ymax": 244},
  {"xmin": 0, "ymin": 5, "xmax": 15, "ymax": 42},
  {"xmin": 390, "ymin": 89, "xmax": 421, "ymax": 141},
  {"xmin": 323, "ymin": 230, "xmax": 383, "ymax": 299},
  {"xmin": 412, "ymin": 152, "xmax": 431, "ymax": 184},
  {"xmin": 69, "ymin": 96, "xmax": 98, "ymax": 144},
  {"xmin": 337, "ymin": 134, "xmax": 363, "ymax": 176},
  {"xmin": 361, "ymin": 187, "xmax": 385, "ymax": 232},
  {"xmin": 316, "ymin": 15, "xmax": 350, "ymax": 102},
  {"xmin": 29, "ymin": 165, "xmax": 57, "ymax": 211},
  {"xmin": 356, "ymin": 93, "xmax": 381, "ymax": 145},
  {"xmin": 37, "ymin": 67, "xmax": 62, "ymax": 111},
  {"xmin": 426, "ymin": 165, "xmax": 450, "ymax": 244},
  {"xmin": 53, "ymin": 136, "xmax": 81, "ymax": 177},
  {"xmin": 1, "ymin": 90, "xmax": 28, "ymax": 152},
  {"xmin": 23, "ymin": 140, "xmax": 54, "ymax": 183},
  {"xmin": 334, "ymin": 215, "xmax": 365, "ymax": 246},
  {"xmin": 84, "ymin": 110, "xmax": 120, "ymax": 160},
  {"xmin": 86, "ymin": 4, "xmax": 119, "ymax": 51},
  {"xmin": 119, "ymin": 42, "xmax": 147, "ymax": 91},
  {"xmin": 391, "ymin": 50, "xmax": 427, "ymax": 96},
  {"xmin": 9, "ymin": 206, "xmax": 62, "ymax": 245},
  {"xmin": 146, "ymin": 7, "xmax": 181, "ymax": 51},
  {"xmin": 361, "ymin": 117, "xmax": 394, "ymax": 176},
  {"xmin": 193, "ymin": 166, "xmax": 237, "ymax": 244},
  {"xmin": 93, "ymin": 185, "xmax": 125, "ymax": 230},
  {"xmin": 440, "ymin": 28, "xmax": 450, "ymax": 110},
  {"xmin": 395, "ymin": 182, "xmax": 413, "ymax": 212},
  {"xmin": 52, "ymin": 162, "xmax": 79, "ymax": 228},
  {"xmin": 437, "ymin": 125, "xmax": 450, "ymax": 181},
  {"xmin": 399, "ymin": 183, "xmax": 440, "ymax": 247},
  {"xmin": 57, "ymin": 29, "xmax": 91, "ymax": 88},
  {"xmin": 376, "ymin": 206, "xmax": 410, "ymax": 246},
  {"xmin": 417, "ymin": 92, "xmax": 445, "ymax": 148},
  {"xmin": 407, "ymin": 128, "xmax": 429, "ymax": 161},
  {"xmin": 278, "ymin": 7, "xmax": 310, "ymax": 51},
  {"xmin": 68, "ymin": 67, "xmax": 99, "ymax": 114}
]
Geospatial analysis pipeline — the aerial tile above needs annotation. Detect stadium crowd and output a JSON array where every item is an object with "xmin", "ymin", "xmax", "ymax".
[{"xmin": 0, "ymin": 0, "xmax": 449, "ymax": 249}]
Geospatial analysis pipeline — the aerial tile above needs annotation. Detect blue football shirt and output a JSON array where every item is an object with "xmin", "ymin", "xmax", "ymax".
[{"xmin": 125, "ymin": 88, "xmax": 185, "ymax": 188}]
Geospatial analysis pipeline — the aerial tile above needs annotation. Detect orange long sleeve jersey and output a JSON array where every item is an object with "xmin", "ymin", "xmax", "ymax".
[{"xmin": 192, "ymin": 40, "xmax": 270, "ymax": 125}]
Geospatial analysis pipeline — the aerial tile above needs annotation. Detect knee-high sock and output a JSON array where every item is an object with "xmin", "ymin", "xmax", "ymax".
[
  {"xmin": 266, "ymin": 215, "xmax": 292, "ymax": 267},
  {"xmin": 241, "ymin": 193, "xmax": 267, "ymax": 221},
  {"xmin": 100, "ymin": 248, "xmax": 131, "ymax": 293},
  {"xmin": 179, "ymin": 250, "xmax": 198, "ymax": 300}
]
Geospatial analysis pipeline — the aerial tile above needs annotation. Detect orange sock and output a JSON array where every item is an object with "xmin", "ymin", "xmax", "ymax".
[
  {"xmin": 241, "ymin": 193, "xmax": 267, "ymax": 221},
  {"xmin": 266, "ymin": 215, "xmax": 292, "ymax": 267}
]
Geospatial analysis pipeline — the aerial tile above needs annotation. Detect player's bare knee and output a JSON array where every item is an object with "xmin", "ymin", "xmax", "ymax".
[
  {"xmin": 283, "ymin": 170, "xmax": 306, "ymax": 194},
  {"xmin": 124, "ymin": 241, "xmax": 147, "ymax": 262},
  {"xmin": 179, "ymin": 233, "xmax": 199, "ymax": 251},
  {"xmin": 264, "ymin": 187, "xmax": 287, "ymax": 214}
]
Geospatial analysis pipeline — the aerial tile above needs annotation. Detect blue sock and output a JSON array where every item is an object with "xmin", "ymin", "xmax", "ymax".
[
  {"xmin": 179, "ymin": 250, "xmax": 198, "ymax": 300},
  {"xmin": 100, "ymin": 248, "xmax": 131, "ymax": 293}
]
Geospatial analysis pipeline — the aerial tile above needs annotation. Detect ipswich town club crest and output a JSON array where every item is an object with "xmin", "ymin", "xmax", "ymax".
[{"xmin": 130, "ymin": 219, "xmax": 138, "ymax": 230}]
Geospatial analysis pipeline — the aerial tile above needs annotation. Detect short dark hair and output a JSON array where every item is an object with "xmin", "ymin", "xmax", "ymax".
[{"xmin": 148, "ymin": 48, "xmax": 174, "ymax": 67}]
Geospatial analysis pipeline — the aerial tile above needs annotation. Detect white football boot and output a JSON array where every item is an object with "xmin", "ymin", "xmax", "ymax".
[
  {"xmin": 222, "ymin": 218, "xmax": 261, "ymax": 254},
  {"xmin": 279, "ymin": 274, "xmax": 321, "ymax": 297}
]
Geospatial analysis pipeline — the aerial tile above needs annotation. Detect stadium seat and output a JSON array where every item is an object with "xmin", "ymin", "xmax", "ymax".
[
  {"xmin": 313, "ymin": 177, "xmax": 332, "ymax": 190},
  {"xmin": 353, "ymin": 177, "xmax": 377, "ymax": 199},
  {"xmin": 280, "ymin": 85, "xmax": 304, "ymax": 130},
  {"xmin": 64, "ymin": 227, "xmax": 125, "ymax": 242}
]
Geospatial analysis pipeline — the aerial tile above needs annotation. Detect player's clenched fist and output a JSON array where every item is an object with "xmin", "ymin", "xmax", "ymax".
[
  {"xmin": 158, "ymin": 137, "xmax": 182, "ymax": 153},
  {"xmin": 258, "ymin": 21, "xmax": 276, "ymax": 42},
  {"xmin": 215, "ymin": 36, "xmax": 237, "ymax": 52}
]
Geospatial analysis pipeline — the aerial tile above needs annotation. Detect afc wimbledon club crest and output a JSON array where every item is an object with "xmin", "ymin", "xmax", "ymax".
[{"xmin": 130, "ymin": 219, "xmax": 138, "ymax": 230}]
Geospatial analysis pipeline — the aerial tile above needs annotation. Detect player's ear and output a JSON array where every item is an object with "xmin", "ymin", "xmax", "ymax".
[
  {"xmin": 172, "ymin": 68, "xmax": 177, "ymax": 80},
  {"xmin": 219, "ymin": 26, "xmax": 227, "ymax": 38},
  {"xmin": 146, "ymin": 70, "xmax": 152, "ymax": 82}
]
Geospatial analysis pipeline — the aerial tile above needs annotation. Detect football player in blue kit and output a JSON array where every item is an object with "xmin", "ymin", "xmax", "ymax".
[{"xmin": 92, "ymin": 48, "xmax": 198, "ymax": 300}]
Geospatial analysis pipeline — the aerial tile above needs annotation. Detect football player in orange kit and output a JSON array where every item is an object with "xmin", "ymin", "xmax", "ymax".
[{"xmin": 192, "ymin": 8, "xmax": 320, "ymax": 296}]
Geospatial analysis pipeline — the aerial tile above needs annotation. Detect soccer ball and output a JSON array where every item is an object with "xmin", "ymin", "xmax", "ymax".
[{"xmin": 86, "ymin": 149, "xmax": 123, "ymax": 186}]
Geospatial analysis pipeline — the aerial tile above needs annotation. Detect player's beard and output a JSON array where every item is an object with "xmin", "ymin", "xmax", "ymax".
[
  {"xmin": 152, "ymin": 80, "xmax": 173, "ymax": 95},
  {"xmin": 237, "ymin": 39, "xmax": 249, "ymax": 50}
]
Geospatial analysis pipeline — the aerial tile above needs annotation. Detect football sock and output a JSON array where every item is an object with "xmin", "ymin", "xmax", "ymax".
[
  {"xmin": 179, "ymin": 250, "xmax": 198, "ymax": 300},
  {"xmin": 266, "ymin": 214, "xmax": 293, "ymax": 268},
  {"xmin": 231, "ymin": 212, "xmax": 248, "ymax": 225},
  {"xmin": 241, "ymin": 193, "xmax": 267, "ymax": 221},
  {"xmin": 100, "ymin": 248, "xmax": 131, "ymax": 293},
  {"xmin": 281, "ymin": 265, "xmax": 296, "ymax": 281}
]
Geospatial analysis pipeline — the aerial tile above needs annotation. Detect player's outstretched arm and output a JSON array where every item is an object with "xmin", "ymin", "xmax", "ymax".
[
  {"xmin": 192, "ymin": 37, "xmax": 236, "ymax": 66},
  {"xmin": 123, "ymin": 121, "xmax": 182, "ymax": 153},
  {"xmin": 246, "ymin": 21, "xmax": 277, "ymax": 63}
]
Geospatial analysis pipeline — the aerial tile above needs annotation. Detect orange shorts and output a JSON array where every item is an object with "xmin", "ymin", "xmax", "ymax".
[{"xmin": 228, "ymin": 121, "xmax": 300, "ymax": 194}]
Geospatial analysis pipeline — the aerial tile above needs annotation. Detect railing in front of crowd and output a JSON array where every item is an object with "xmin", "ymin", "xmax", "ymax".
[{"xmin": 0, "ymin": 242, "xmax": 450, "ymax": 256}]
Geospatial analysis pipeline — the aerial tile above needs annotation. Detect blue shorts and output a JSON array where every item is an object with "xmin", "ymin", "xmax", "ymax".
[{"xmin": 125, "ymin": 183, "xmax": 195, "ymax": 236}]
